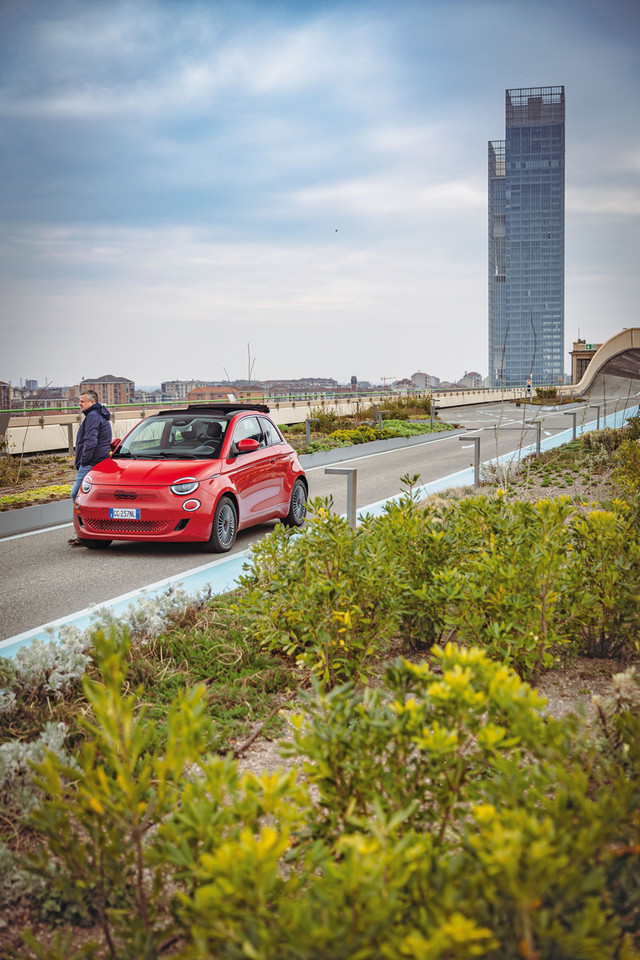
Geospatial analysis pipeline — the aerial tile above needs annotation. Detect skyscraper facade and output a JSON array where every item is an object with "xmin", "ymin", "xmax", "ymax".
[{"xmin": 488, "ymin": 86, "xmax": 565, "ymax": 387}]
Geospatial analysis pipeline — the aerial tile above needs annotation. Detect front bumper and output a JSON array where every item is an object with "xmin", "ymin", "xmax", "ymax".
[{"xmin": 73, "ymin": 500, "xmax": 213, "ymax": 542}]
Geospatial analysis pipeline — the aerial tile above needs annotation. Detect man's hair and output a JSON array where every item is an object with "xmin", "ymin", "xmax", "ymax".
[{"xmin": 82, "ymin": 389, "xmax": 99, "ymax": 404}]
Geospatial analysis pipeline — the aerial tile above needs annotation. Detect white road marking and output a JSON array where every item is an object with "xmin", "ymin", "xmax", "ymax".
[
  {"xmin": 1, "ymin": 522, "xmax": 73, "ymax": 542},
  {"xmin": 304, "ymin": 431, "xmax": 457, "ymax": 471}
]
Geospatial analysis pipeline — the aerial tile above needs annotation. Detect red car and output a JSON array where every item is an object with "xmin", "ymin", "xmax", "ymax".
[{"xmin": 73, "ymin": 404, "xmax": 307, "ymax": 552}]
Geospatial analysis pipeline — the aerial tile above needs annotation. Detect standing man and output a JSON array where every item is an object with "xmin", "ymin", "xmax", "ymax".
[{"xmin": 68, "ymin": 389, "xmax": 112, "ymax": 546}]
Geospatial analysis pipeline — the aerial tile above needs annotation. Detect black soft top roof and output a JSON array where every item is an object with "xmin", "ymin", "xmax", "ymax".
[{"xmin": 151, "ymin": 403, "xmax": 271, "ymax": 418}]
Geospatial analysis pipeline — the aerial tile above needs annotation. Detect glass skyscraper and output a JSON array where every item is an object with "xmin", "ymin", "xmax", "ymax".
[{"xmin": 488, "ymin": 86, "xmax": 565, "ymax": 387}]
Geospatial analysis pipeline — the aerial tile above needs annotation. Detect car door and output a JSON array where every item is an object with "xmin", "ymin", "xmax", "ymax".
[
  {"xmin": 258, "ymin": 416, "xmax": 290, "ymax": 511},
  {"xmin": 222, "ymin": 415, "xmax": 276, "ymax": 522}
]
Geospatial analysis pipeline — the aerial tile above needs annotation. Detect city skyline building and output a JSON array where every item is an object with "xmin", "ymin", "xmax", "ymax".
[
  {"xmin": 80, "ymin": 374, "xmax": 135, "ymax": 406},
  {"xmin": 488, "ymin": 85, "xmax": 565, "ymax": 386}
]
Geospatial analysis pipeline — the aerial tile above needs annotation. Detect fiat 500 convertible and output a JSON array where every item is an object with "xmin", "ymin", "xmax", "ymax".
[{"xmin": 72, "ymin": 404, "xmax": 307, "ymax": 552}]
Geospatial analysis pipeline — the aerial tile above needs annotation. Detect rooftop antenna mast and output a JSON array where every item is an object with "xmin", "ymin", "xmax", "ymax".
[{"xmin": 247, "ymin": 343, "xmax": 256, "ymax": 390}]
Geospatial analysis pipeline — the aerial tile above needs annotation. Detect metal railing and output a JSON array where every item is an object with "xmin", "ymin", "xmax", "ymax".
[{"xmin": 1, "ymin": 383, "xmax": 564, "ymax": 418}]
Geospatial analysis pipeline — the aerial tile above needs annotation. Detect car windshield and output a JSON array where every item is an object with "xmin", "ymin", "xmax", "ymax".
[{"xmin": 115, "ymin": 415, "xmax": 228, "ymax": 460}]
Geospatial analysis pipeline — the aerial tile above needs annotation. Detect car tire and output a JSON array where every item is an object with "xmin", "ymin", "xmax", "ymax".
[
  {"xmin": 80, "ymin": 538, "xmax": 112, "ymax": 549},
  {"xmin": 282, "ymin": 478, "xmax": 307, "ymax": 527},
  {"xmin": 206, "ymin": 495, "xmax": 238, "ymax": 552}
]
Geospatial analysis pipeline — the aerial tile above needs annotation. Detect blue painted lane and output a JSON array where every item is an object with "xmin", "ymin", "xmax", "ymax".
[{"xmin": 0, "ymin": 551, "xmax": 250, "ymax": 660}]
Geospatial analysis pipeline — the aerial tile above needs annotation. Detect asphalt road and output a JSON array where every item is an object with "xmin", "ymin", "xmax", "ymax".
[{"xmin": 0, "ymin": 400, "xmax": 630, "ymax": 641}]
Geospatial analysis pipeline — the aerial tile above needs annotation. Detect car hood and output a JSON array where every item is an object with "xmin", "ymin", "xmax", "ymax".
[{"xmin": 87, "ymin": 457, "xmax": 220, "ymax": 485}]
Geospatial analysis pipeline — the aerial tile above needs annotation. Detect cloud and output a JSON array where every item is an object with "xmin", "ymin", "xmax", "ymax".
[
  {"xmin": 0, "ymin": 4, "xmax": 389, "ymax": 119},
  {"xmin": 567, "ymin": 186, "xmax": 640, "ymax": 218},
  {"xmin": 293, "ymin": 172, "xmax": 485, "ymax": 219},
  {"xmin": 0, "ymin": 219, "xmax": 487, "ymax": 383},
  {"xmin": 1, "ymin": 0, "xmax": 639, "ymax": 387}
]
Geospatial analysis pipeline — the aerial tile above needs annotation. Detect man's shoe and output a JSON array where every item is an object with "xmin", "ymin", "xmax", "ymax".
[{"xmin": 68, "ymin": 537, "xmax": 83, "ymax": 547}]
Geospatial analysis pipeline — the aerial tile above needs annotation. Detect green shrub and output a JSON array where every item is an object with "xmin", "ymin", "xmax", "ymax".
[
  {"xmin": 364, "ymin": 479, "xmax": 454, "ymax": 649},
  {"xmin": 240, "ymin": 489, "xmax": 640, "ymax": 683},
  {"xmin": 361, "ymin": 395, "xmax": 433, "ymax": 419},
  {"xmin": 0, "ymin": 484, "xmax": 72, "ymax": 508},
  {"xmin": 582, "ymin": 427, "xmax": 626, "ymax": 455},
  {"xmin": 373, "ymin": 491, "xmax": 640, "ymax": 674},
  {"xmin": 14, "ymin": 635, "xmax": 640, "ymax": 959},
  {"xmin": 589, "ymin": 668, "xmax": 640, "ymax": 944},
  {"xmin": 431, "ymin": 496, "xmax": 574, "ymax": 677},
  {"xmin": 535, "ymin": 386, "xmax": 558, "ymax": 401},
  {"xmin": 614, "ymin": 439, "xmax": 640, "ymax": 496},
  {"xmin": 308, "ymin": 406, "xmax": 352, "ymax": 433},
  {"xmin": 329, "ymin": 425, "xmax": 385, "ymax": 444},
  {"xmin": 625, "ymin": 414, "xmax": 640, "ymax": 441},
  {"xmin": 21, "ymin": 629, "xmax": 215, "ymax": 959},
  {"xmin": 561, "ymin": 506, "xmax": 640, "ymax": 658},
  {"xmin": 284, "ymin": 645, "xmax": 640, "ymax": 959},
  {"xmin": 237, "ymin": 500, "xmax": 402, "ymax": 687}
]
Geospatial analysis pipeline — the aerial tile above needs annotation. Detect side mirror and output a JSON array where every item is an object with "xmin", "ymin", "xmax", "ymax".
[
  {"xmin": 236, "ymin": 437, "xmax": 260, "ymax": 453},
  {"xmin": 110, "ymin": 438, "xmax": 122, "ymax": 453}
]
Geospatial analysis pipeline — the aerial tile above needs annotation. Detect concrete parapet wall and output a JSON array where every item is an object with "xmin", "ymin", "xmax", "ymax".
[
  {"xmin": 4, "ymin": 390, "xmax": 526, "ymax": 456},
  {"xmin": 0, "ymin": 499, "xmax": 72, "ymax": 537}
]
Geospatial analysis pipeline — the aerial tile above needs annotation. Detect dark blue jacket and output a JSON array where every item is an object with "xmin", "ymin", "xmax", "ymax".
[{"xmin": 75, "ymin": 403, "xmax": 112, "ymax": 468}]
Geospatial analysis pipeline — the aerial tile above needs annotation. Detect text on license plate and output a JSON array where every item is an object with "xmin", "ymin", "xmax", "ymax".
[{"xmin": 109, "ymin": 507, "xmax": 140, "ymax": 520}]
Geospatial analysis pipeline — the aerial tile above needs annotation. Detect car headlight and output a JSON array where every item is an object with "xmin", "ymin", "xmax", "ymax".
[
  {"xmin": 170, "ymin": 477, "xmax": 199, "ymax": 495},
  {"xmin": 81, "ymin": 476, "xmax": 93, "ymax": 494}
]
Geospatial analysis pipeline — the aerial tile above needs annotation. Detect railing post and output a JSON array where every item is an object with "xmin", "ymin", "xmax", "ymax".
[
  {"xmin": 377, "ymin": 409, "xmax": 388, "ymax": 429},
  {"xmin": 525, "ymin": 420, "xmax": 542, "ymax": 457},
  {"xmin": 67, "ymin": 423, "xmax": 74, "ymax": 455},
  {"xmin": 324, "ymin": 466, "xmax": 358, "ymax": 529},
  {"xmin": 563, "ymin": 411, "xmax": 578, "ymax": 440},
  {"xmin": 459, "ymin": 435, "xmax": 481, "ymax": 487},
  {"xmin": 0, "ymin": 413, "xmax": 10, "ymax": 456},
  {"xmin": 588, "ymin": 404, "xmax": 601, "ymax": 429}
]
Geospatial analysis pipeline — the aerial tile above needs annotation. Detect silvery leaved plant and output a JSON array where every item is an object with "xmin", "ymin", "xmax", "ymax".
[
  {"xmin": 0, "ymin": 722, "xmax": 76, "ymax": 818},
  {"xmin": 0, "ymin": 690, "xmax": 17, "ymax": 716},
  {"xmin": 12, "ymin": 636, "xmax": 90, "ymax": 698},
  {"xmin": 1, "ymin": 582, "xmax": 214, "ymax": 718},
  {"xmin": 88, "ymin": 583, "xmax": 212, "ymax": 641},
  {"xmin": 0, "ymin": 841, "xmax": 45, "ymax": 912}
]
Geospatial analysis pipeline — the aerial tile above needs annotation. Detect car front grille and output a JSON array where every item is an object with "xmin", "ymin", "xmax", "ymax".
[{"xmin": 85, "ymin": 518, "xmax": 170, "ymax": 534}]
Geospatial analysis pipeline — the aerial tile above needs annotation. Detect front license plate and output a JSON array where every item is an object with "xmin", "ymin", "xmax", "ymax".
[{"xmin": 109, "ymin": 507, "xmax": 141, "ymax": 520}]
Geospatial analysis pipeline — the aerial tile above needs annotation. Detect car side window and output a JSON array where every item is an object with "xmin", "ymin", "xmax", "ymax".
[
  {"xmin": 259, "ymin": 417, "xmax": 283, "ymax": 446},
  {"xmin": 232, "ymin": 416, "xmax": 264, "ymax": 447}
]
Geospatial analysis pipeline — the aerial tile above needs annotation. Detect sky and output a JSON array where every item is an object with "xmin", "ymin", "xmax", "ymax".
[{"xmin": 1, "ymin": 0, "xmax": 639, "ymax": 389}]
